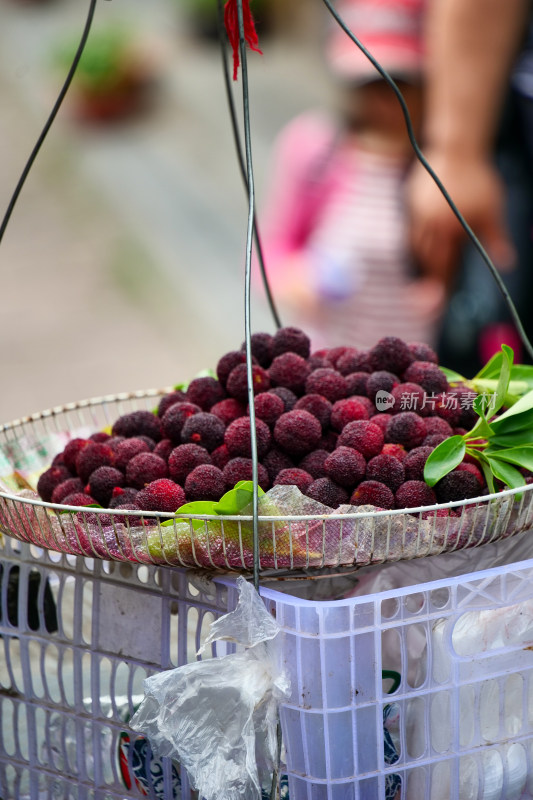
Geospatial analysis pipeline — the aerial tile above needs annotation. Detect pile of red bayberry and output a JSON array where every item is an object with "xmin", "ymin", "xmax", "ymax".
[{"xmin": 37, "ymin": 328, "xmax": 487, "ymax": 514}]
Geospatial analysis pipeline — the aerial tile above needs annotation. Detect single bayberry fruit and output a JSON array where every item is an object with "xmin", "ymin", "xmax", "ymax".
[
  {"xmin": 273, "ymin": 410, "xmax": 322, "ymax": 457},
  {"xmin": 168, "ymin": 444, "xmax": 212, "ymax": 484},
  {"xmin": 324, "ymin": 447, "xmax": 366, "ymax": 488},
  {"xmin": 111, "ymin": 410, "xmax": 162, "ymax": 442},
  {"xmin": 126, "ymin": 453, "xmax": 168, "ymax": 489},
  {"xmin": 337, "ymin": 420, "xmax": 384, "ymax": 459},
  {"xmin": 76, "ymin": 443, "xmax": 116, "ymax": 484},
  {"xmin": 136, "ymin": 479, "xmax": 186, "ymax": 513},
  {"xmin": 305, "ymin": 369, "xmax": 348, "ymax": 403},
  {"xmin": 226, "ymin": 363, "xmax": 271, "ymax": 402},
  {"xmin": 273, "ymin": 468, "xmax": 314, "ymax": 493},
  {"xmin": 271, "ymin": 326, "xmax": 311, "ymax": 359},
  {"xmin": 181, "ymin": 412, "xmax": 226, "ymax": 452},
  {"xmin": 368, "ymin": 336, "xmax": 414, "ymax": 375},
  {"xmin": 157, "ymin": 390, "xmax": 187, "ymax": 418},
  {"xmin": 241, "ymin": 332, "xmax": 274, "ymax": 367},
  {"xmin": 385, "ymin": 412, "xmax": 427, "ymax": 450},
  {"xmin": 86, "ymin": 466, "xmax": 125, "ymax": 506},
  {"xmin": 365, "ymin": 454, "xmax": 405, "ymax": 492},
  {"xmin": 224, "ymin": 416, "xmax": 271, "ymax": 458},
  {"xmin": 350, "ymin": 480, "xmax": 395, "ymax": 509},
  {"xmin": 185, "ymin": 465, "xmax": 226, "ymax": 502},
  {"xmin": 395, "ymin": 480, "xmax": 436, "ymax": 509},
  {"xmin": 223, "ymin": 458, "xmax": 270, "ymax": 491},
  {"xmin": 269, "ymin": 352, "xmax": 310, "ymax": 394},
  {"xmin": 305, "ymin": 477, "xmax": 348, "ymax": 508},
  {"xmin": 186, "ymin": 376, "xmax": 225, "ymax": 411},
  {"xmin": 161, "ymin": 402, "xmax": 201, "ymax": 444}
]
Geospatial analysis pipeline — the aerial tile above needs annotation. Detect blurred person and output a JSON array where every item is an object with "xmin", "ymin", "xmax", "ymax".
[
  {"xmin": 258, "ymin": 0, "xmax": 445, "ymax": 351},
  {"xmin": 407, "ymin": 0, "xmax": 533, "ymax": 374}
]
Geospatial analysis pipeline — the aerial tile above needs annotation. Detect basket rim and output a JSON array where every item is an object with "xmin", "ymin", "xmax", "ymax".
[
  {"xmin": 0, "ymin": 389, "xmax": 532, "ymax": 522},
  {"xmin": 0, "ymin": 482, "xmax": 530, "ymax": 523},
  {"xmin": 0, "ymin": 387, "xmax": 174, "ymax": 434}
]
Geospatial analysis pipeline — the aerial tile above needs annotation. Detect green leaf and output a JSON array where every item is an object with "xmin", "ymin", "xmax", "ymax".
[
  {"xmin": 491, "ymin": 389, "xmax": 533, "ymax": 429},
  {"xmin": 509, "ymin": 364, "xmax": 533, "ymax": 389},
  {"xmin": 440, "ymin": 366, "xmax": 467, "ymax": 383},
  {"xmin": 214, "ymin": 480, "xmax": 265, "ymax": 515},
  {"xmin": 166, "ymin": 500, "xmax": 218, "ymax": 529},
  {"xmin": 474, "ymin": 350, "xmax": 503, "ymax": 380},
  {"xmin": 484, "ymin": 446, "xmax": 533, "ymax": 472},
  {"xmin": 466, "ymin": 395, "xmax": 494, "ymax": 440},
  {"xmin": 424, "ymin": 436, "xmax": 466, "ymax": 487},
  {"xmin": 475, "ymin": 453, "xmax": 496, "ymax": 494},
  {"xmin": 484, "ymin": 456, "xmax": 526, "ymax": 490},
  {"xmin": 490, "ymin": 429, "xmax": 533, "ymax": 448},
  {"xmin": 489, "ymin": 344, "xmax": 513, "ymax": 416},
  {"xmin": 491, "ymin": 408, "xmax": 533, "ymax": 436}
]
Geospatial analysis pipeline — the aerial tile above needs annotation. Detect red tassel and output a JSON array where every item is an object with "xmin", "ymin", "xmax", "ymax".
[{"xmin": 224, "ymin": 0, "xmax": 263, "ymax": 81}]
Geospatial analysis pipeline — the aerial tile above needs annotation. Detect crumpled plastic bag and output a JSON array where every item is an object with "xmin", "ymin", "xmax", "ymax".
[{"xmin": 129, "ymin": 576, "xmax": 290, "ymax": 800}]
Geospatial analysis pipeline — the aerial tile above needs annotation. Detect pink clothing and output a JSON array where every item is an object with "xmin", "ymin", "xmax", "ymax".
[{"xmin": 259, "ymin": 111, "xmax": 438, "ymax": 350}]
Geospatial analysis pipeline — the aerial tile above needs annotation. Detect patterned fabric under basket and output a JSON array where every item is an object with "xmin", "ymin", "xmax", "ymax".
[{"xmin": 1, "ymin": 392, "xmax": 532, "ymax": 574}]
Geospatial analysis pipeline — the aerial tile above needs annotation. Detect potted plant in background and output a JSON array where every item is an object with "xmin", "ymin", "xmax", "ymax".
[{"xmin": 53, "ymin": 26, "xmax": 162, "ymax": 124}]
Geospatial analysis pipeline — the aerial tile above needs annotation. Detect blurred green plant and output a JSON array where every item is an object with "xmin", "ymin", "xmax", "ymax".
[
  {"xmin": 52, "ymin": 26, "xmax": 158, "ymax": 122},
  {"xmin": 54, "ymin": 27, "xmax": 138, "ymax": 93}
]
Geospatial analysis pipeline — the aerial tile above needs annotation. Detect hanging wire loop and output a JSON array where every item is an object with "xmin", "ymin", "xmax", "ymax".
[
  {"xmin": 320, "ymin": 0, "xmax": 533, "ymax": 364},
  {"xmin": 0, "ymin": 0, "xmax": 99, "ymax": 247}
]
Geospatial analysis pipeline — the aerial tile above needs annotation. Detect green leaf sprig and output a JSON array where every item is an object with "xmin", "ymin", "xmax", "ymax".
[
  {"xmin": 425, "ymin": 345, "xmax": 533, "ymax": 493},
  {"xmin": 161, "ymin": 480, "xmax": 265, "ymax": 529}
]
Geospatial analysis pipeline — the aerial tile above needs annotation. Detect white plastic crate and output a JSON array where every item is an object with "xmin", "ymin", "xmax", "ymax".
[{"xmin": 3, "ymin": 534, "xmax": 533, "ymax": 799}]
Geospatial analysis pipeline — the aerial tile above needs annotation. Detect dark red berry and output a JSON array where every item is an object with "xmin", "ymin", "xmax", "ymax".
[
  {"xmin": 223, "ymin": 458, "xmax": 270, "ymax": 491},
  {"xmin": 271, "ymin": 326, "xmax": 311, "ymax": 359},
  {"xmin": 350, "ymin": 480, "xmax": 395, "ymax": 509},
  {"xmin": 186, "ymin": 376, "xmax": 225, "ymax": 411},
  {"xmin": 226, "ymin": 363, "xmax": 271, "ymax": 402},
  {"xmin": 126, "ymin": 453, "xmax": 168, "ymax": 489},
  {"xmin": 37, "ymin": 465, "xmax": 73, "ymax": 503},
  {"xmin": 306, "ymin": 477, "xmax": 348, "ymax": 508},
  {"xmin": 273, "ymin": 468, "xmax": 314, "ymax": 493},
  {"xmin": 337, "ymin": 420, "xmax": 384, "ymax": 459},
  {"xmin": 395, "ymin": 480, "xmax": 436, "ymax": 509},
  {"xmin": 324, "ymin": 447, "xmax": 366, "ymax": 488},
  {"xmin": 185, "ymin": 465, "xmax": 226, "ymax": 502},
  {"xmin": 305, "ymin": 369, "xmax": 348, "ymax": 403},
  {"xmin": 224, "ymin": 417, "xmax": 271, "ymax": 458},
  {"xmin": 366, "ymin": 454, "xmax": 405, "ymax": 492},
  {"xmin": 273, "ymin": 410, "xmax": 322, "ymax": 457},
  {"xmin": 111, "ymin": 410, "xmax": 162, "ymax": 442},
  {"xmin": 161, "ymin": 402, "xmax": 201, "ymax": 444},
  {"xmin": 168, "ymin": 444, "xmax": 212, "ymax": 484},
  {"xmin": 157, "ymin": 390, "xmax": 187, "ymax": 418},
  {"xmin": 269, "ymin": 352, "xmax": 310, "ymax": 394},
  {"xmin": 181, "ymin": 412, "xmax": 226, "ymax": 452},
  {"xmin": 136, "ymin": 479, "xmax": 186, "ymax": 513},
  {"xmin": 76, "ymin": 443, "xmax": 116, "ymax": 484},
  {"xmin": 86, "ymin": 466, "xmax": 125, "ymax": 506}
]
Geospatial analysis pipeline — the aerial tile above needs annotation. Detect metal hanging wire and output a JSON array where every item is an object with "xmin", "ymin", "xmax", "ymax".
[
  {"xmin": 233, "ymin": 0, "xmax": 261, "ymax": 593},
  {"xmin": 0, "ymin": 0, "xmax": 98, "ymax": 247},
  {"xmin": 216, "ymin": 0, "xmax": 283, "ymax": 331},
  {"xmin": 320, "ymin": 0, "xmax": 533, "ymax": 364}
]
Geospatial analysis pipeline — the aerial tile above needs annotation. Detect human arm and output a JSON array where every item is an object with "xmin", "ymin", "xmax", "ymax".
[
  {"xmin": 257, "ymin": 113, "xmax": 336, "ymax": 310},
  {"xmin": 407, "ymin": 0, "xmax": 530, "ymax": 284}
]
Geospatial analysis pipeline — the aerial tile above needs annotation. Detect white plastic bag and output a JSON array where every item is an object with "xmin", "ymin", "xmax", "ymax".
[{"xmin": 130, "ymin": 577, "xmax": 290, "ymax": 800}]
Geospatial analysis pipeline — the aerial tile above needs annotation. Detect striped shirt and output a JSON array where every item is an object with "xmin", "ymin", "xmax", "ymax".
[{"xmin": 306, "ymin": 147, "xmax": 437, "ymax": 349}]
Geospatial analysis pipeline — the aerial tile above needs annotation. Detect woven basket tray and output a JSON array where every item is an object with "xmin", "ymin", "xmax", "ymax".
[{"xmin": 1, "ymin": 391, "xmax": 532, "ymax": 574}]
